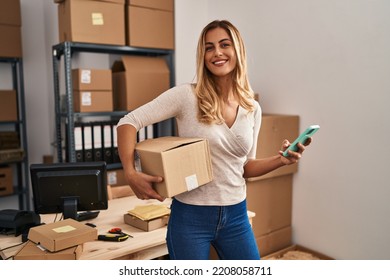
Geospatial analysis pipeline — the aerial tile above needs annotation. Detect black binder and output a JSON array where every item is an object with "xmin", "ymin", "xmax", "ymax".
[
  {"xmin": 81, "ymin": 123, "xmax": 93, "ymax": 162},
  {"xmin": 68, "ymin": 120, "xmax": 128, "ymax": 164},
  {"xmin": 92, "ymin": 124, "xmax": 103, "ymax": 161}
]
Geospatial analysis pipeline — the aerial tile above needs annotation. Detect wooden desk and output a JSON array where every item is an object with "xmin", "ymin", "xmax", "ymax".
[
  {"xmin": 0, "ymin": 196, "xmax": 255, "ymax": 260},
  {"xmin": 1, "ymin": 196, "xmax": 169, "ymax": 260}
]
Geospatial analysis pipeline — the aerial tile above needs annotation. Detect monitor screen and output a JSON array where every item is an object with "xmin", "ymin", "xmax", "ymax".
[{"xmin": 30, "ymin": 161, "xmax": 108, "ymax": 221}]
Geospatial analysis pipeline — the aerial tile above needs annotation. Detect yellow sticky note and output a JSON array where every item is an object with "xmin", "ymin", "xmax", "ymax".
[
  {"xmin": 92, "ymin": 13, "xmax": 104, "ymax": 25},
  {"xmin": 52, "ymin": 225, "xmax": 76, "ymax": 233}
]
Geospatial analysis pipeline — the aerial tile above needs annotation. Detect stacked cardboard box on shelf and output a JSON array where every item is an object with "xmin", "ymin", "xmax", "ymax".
[
  {"xmin": 0, "ymin": 0, "xmax": 22, "ymax": 58},
  {"xmin": 107, "ymin": 168, "xmax": 128, "ymax": 187},
  {"xmin": 0, "ymin": 132, "xmax": 20, "ymax": 150},
  {"xmin": 246, "ymin": 114, "xmax": 300, "ymax": 257},
  {"xmin": 112, "ymin": 56, "xmax": 170, "ymax": 111},
  {"xmin": 55, "ymin": 0, "xmax": 175, "ymax": 50},
  {"xmin": 0, "ymin": 166, "xmax": 13, "ymax": 196},
  {"xmin": 0, "ymin": 90, "xmax": 22, "ymax": 187},
  {"xmin": 0, "ymin": 92, "xmax": 20, "ymax": 165},
  {"xmin": 0, "ymin": 91, "xmax": 18, "ymax": 122},
  {"xmin": 106, "ymin": 168, "xmax": 135, "ymax": 199},
  {"xmin": 72, "ymin": 68, "xmax": 113, "ymax": 112},
  {"xmin": 55, "ymin": 0, "xmax": 126, "ymax": 46},
  {"xmin": 126, "ymin": 0, "xmax": 174, "ymax": 49}
]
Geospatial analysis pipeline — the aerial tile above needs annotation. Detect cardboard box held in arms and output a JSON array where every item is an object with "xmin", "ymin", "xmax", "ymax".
[{"xmin": 135, "ymin": 137, "xmax": 213, "ymax": 198}]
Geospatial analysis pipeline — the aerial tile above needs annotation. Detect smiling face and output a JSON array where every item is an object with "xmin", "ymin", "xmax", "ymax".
[{"xmin": 204, "ymin": 27, "xmax": 237, "ymax": 79}]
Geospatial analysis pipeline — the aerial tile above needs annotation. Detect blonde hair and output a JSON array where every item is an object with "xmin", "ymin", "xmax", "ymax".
[{"xmin": 195, "ymin": 20, "xmax": 254, "ymax": 124}]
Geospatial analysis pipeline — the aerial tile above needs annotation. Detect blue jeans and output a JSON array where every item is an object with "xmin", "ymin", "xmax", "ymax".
[{"xmin": 166, "ymin": 198, "xmax": 260, "ymax": 260}]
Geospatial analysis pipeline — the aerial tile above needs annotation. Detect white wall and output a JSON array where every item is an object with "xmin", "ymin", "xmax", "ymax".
[
  {"xmin": 174, "ymin": 0, "xmax": 209, "ymax": 84},
  {"xmin": 1, "ymin": 0, "xmax": 388, "ymax": 259},
  {"xmin": 21, "ymin": 1, "xmax": 56, "ymax": 165}
]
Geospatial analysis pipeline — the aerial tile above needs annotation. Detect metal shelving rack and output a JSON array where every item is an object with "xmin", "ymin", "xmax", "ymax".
[
  {"xmin": 0, "ymin": 57, "xmax": 30, "ymax": 210},
  {"xmin": 52, "ymin": 42, "xmax": 175, "ymax": 169}
]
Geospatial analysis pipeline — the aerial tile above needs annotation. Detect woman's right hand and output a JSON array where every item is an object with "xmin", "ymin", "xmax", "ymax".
[
  {"xmin": 125, "ymin": 170, "xmax": 165, "ymax": 202},
  {"xmin": 116, "ymin": 125, "xmax": 165, "ymax": 201}
]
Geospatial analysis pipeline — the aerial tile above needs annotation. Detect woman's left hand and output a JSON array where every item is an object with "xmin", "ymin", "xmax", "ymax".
[{"xmin": 279, "ymin": 138, "xmax": 312, "ymax": 165}]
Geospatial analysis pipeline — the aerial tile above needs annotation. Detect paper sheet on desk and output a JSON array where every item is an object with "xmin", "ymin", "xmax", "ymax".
[{"xmin": 128, "ymin": 204, "xmax": 170, "ymax": 221}]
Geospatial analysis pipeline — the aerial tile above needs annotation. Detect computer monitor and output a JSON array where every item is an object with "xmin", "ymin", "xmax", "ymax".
[{"xmin": 30, "ymin": 161, "xmax": 108, "ymax": 221}]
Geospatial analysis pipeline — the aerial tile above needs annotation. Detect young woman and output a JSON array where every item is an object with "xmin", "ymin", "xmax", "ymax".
[{"xmin": 117, "ymin": 20, "xmax": 311, "ymax": 260}]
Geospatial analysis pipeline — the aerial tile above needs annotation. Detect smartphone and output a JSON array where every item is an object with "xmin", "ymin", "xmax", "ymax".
[{"xmin": 282, "ymin": 125, "xmax": 320, "ymax": 157}]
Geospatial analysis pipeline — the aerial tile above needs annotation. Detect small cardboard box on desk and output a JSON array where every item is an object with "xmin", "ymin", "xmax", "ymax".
[
  {"xmin": 17, "ymin": 218, "xmax": 97, "ymax": 259},
  {"xmin": 14, "ymin": 241, "xmax": 83, "ymax": 260},
  {"xmin": 124, "ymin": 204, "xmax": 170, "ymax": 232}
]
